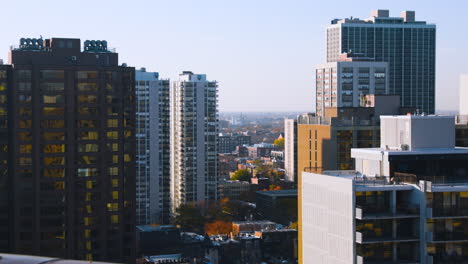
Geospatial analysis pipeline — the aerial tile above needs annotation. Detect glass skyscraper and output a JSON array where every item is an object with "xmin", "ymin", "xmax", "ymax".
[{"xmin": 326, "ymin": 10, "xmax": 436, "ymax": 114}]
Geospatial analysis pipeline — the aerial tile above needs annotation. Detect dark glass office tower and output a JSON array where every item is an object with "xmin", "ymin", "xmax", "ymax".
[
  {"xmin": 0, "ymin": 37, "xmax": 136, "ymax": 263},
  {"xmin": 327, "ymin": 10, "xmax": 436, "ymax": 114}
]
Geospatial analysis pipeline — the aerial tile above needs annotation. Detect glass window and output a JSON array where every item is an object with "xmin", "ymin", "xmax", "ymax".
[
  {"xmin": 18, "ymin": 107, "xmax": 32, "ymax": 117},
  {"xmin": 77, "ymin": 144, "xmax": 99, "ymax": 152},
  {"xmin": 18, "ymin": 157, "xmax": 32, "ymax": 166},
  {"xmin": 107, "ymin": 107, "xmax": 119, "ymax": 116},
  {"xmin": 41, "ymin": 120, "xmax": 65, "ymax": 129},
  {"xmin": 124, "ymin": 154, "xmax": 132, "ymax": 162},
  {"xmin": 107, "ymin": 203, "xmax": 118, "ymax": 212},
  {"xmin": 19, "ymin": 120, "xmax": 32, "ymax": 128},
  {"xmin": 0, "ymin": 95, "xmax": 7, "ymax": 104},
  {"xmin": 108, "ymin": 167, "xmax": 118, "ymax": 176},
  {"xmin": 0, "ymin": 70, "xmax": 7, "ymax": 79},
  {"xmin": 106, "ymin": 96, "xmax": 119, "ymax": 104},
  {"xmin": 42, "ymin": 107, "xmax": 65, "ymax": 116},
  {"xmin": 19, "ymin": 145, "xmax": 31, "ymax": 153},
  {"xmin": 112, "ymin": 155, "xmax": 119, "ymax": 164},
  {"xmin": 111, "ymin": 191, "xmax": 118, "ymax": 200},
  {"xmin": 77, "ymin": 168, "xmax": 99, "ymax": 177},
  {"xmin": 110, "ymin": 215, "xmax": 119, "ymax": 224},
  {"xmin": 107, "ymin": 119, "xmax": 118, "ymax": 128},
  {"xmin": 77, "ymin": 95, "xmax": 98, "ymax": 104},
  {"xmin": 43, "ymin": 168, "xmax": 65, "ymax": 178},
  {"xmin": 77, "ymin": 71, "xmax": 98, "ymax": 79},
  {"xmin": 43, "ymin": 157, "xmax": 65, "ymax": 166},
  {"xmin": 77, "ymin": 83, "xmax": 98, "ymax": 92},
  {"xmin": 19, "ymin": 132, "xmax": 32, "ymax": 141},
  {"xmin": 107, "ymin": 131, "xmax": 118, "ymax": 140},
  {"xmin": 18, "ymin": 94, "xmax": 32, "ymax": 103},
  {"xmin": 18, "ymin": 82, "xmax": 31, "ymax": 92},
  {"xmin": 43, "ymin": 132, "xmax": 65, "ymax": 141},
  {"xmin": 111, "ymin": 179, "xmax": 119, "ymax": 188},
  {"xmin": 78, "ymin": 107, "xmax": 99, "ymax": 115},
  {"xmin": 107, "ymin": 143, "xmax": 118, "ymax": 152},
  {"xmin": 76, "ymin": 120, "xmax": 98, "ymax": 128},
  {"xmin": 43, "ymin": 144, "xmax": 65, "ymax": 153},
  {"xmin": 78, "ymin": 155, "xmax": 99, "ymax": 165},
  {"xmin": 78, "ymin": 131, "xmax": 98, "ymax": 140},
  {"xmin": 43, "ymin": 95, "xmax": 65, "ymax": 104},
  {"xmin": 17, "ymin": 70, "xmax": 31, "ymax": 80},
  {"xmin": 40, "ymin": 70, "xmax": 64, "ymax": 79},
  {"xmin": 41, "ymin": 82, "xmax": 64, "ymax": 92}
]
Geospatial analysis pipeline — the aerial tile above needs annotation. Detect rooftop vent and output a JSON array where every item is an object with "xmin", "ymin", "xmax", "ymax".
[{"xmin": 84, "ymin": 40, "xmax": 108, "ymax": 52}]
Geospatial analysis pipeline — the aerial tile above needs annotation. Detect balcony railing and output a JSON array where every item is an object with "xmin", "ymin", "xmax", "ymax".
[
  {"xmin": 356, "ymin": 205, "xmax": 419, "ymax": 220},
  {"xmin": 356, "ymin": 231, "xmax": 419, "ymax": 244},
  {"xmin": 427, "ymin": 206, "xmax": 468, "ymax": 218},
  {"xmin": 427, "ymin": 231, "xmax": 468, "ymax": 242},
  {"xmin": 357, "ymin": 255, "xmax": 419, "ymax": 264}
]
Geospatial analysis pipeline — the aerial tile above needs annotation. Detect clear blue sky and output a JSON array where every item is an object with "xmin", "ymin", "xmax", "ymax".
[{"xmin": 1, "ymin": 0, "xmax": 467, "ymax": 112}]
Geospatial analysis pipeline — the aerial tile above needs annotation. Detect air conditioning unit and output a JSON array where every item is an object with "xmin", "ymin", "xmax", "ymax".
[{"xmin": 400, "ymin": 144, "xmax": 409, "ymax": 151}]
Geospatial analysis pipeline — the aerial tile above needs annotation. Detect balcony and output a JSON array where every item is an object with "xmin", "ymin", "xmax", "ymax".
[
  {"xmin": 356, "ymin": 231, "xmax": 419, "ymax": 244},
  {"xmin": 356, "ymin": 205, "xmax": 419, "ymax": 220},
  {"xmin": 427, "ymin": 206, "xmax": 468, "ymax": 219},
  {"xmin": 426, "ymin": 231, "xmax": 468, "ymax": 243}
]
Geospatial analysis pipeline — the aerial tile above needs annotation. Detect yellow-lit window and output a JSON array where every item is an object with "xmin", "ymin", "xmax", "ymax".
[
  {"xmin": 77, "ymin": 120, "xmax": 98, "ymax": 128},
  {"xmin": 86, "ymin": 254, "xmax": 92, "ymax": 261},
  {"xmin": 43, "ymin": 144, "xmax": 65, "ymax": 153},
  {"xmin": 78, "ymin": 155, "xmax": 98, "ymax": 165},
  {"xmin": 86, "ymin": 181, "xmax": 93, "ymax": 189},
  {"xmin": 18, "ymin": 107, "xmax": 32, "ymax": 116},
  {"xmin": 106, "ymin": 96, "xmax": 118, "ymax": 104},
  {"xmin": 86, "ymin": 205, "xmax": 92, "ymax": 214},
  {"xmin": 112, "ymin": 155, "xmax": 119, "ymax": 164},
  {"xmin": 41, "ymin": 120, "xmax": 65, "ymax": 129},
  {"xmin": 43, "ymin": 132, "xmax": 65, "ymax": 141},
  {"xmin": 77, "ymin": 95, "xmax": 98, "ymax": 104},
  {"xmin": 79, "ymin": 131, "xmax": 98, "ymax": 140},
  {"xmin": 43, "ymin": 168, "xmax": 65, "ymax": 178},
  {"xmin": 18, "ymin": 157, "xmax": 32, "ymax": 166},
  {"xmin": 0, "ymin": 83, "xmax": 6, "ymax": 91},
  {"xmin": 0, "ymin": 95, "xmax": 6, "ymax": 104},
  {"xmin": 55, "ymin": 182, "xmax": 65, "ymax": 190},
  {"xmin": 107, "ymin": 143, "xmax": 118, "ymax": 152},
  {"xmin": 0, "ymin": 144, "xmax": 7, "ymax": 152},
  {"xmin": 107, "ymin": 119, "xmax": 118, "ymax": 128},
  {"xmin": 43, "ymin": 95, "xmax": 65, "ymax": 104},
  {"xmin": 43, "ymin": 157, "xmax": 65, "ymax": 166},
  {"xmin": 107, "ymin": 131, "xmax": 118, "ymax": 140},
  {"xmin": 77, "ymin": 71, "xmax": 98, "ymax": 79},
  {"xmin": 19, "ymin": 145, "xmax": 32, "ymax": 153},
  {"xmin": 19, "ymin": 120, "xmax": 32, "ymax": 128},
  {"xmin": 112, "ymin": 191, "xmax": 118, "ymax": 200},
  {"xmin": 124, "ymin": 154, "xmax": 132, "ymax": 162},
  {"xmin": 78, "ymin": 107, "xmax": 99, "ymax": 115},
  {"xmin": 111, "ymin": 179, "xmax": 119, "ymax": 188},
  {"xmin": 85, "ymin": 192, "xmax": 92, "ymax": 201},
  {"xmin": 84, "ymin": 217, "xmax": 91, "ymax": 226},
  {"xmin": 42, "ymin": 107, "xmax": 65, "ymax": 116},
  {"xmin": 77, "ymin": 83, "xmax": 98, "ymax": 92},
  {"xmin": 84, "ymin": 229, "xmax": 91, "ymax": 239},
  {"xmin": 77, "ymin": 144, "xmax": 99, "ymax": 152},
  {"xmin": 108, "ymin": 167, "xmax": 118, "ymax": 176},
  {"xmin": 110, "ymin": 215, "xmax": 119, "ymax": 224},
  {"xmin": 107, "ymin": 203, "xmax": 118, "ymax": 212},
  {"xmin": 124, "ymin": 131, "xmax": 132, "ymax": 138},
  {"xmin": 106, "ymin": 83, "xmax": 114, "ymax": 92}
]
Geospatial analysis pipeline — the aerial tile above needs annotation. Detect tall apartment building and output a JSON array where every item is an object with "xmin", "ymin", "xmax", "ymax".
[
  {"xmin": 284, "ymin": 113, "xmax": 319, "ymax": 183},
  {"xmin": 135, "ymin": 68, "xmax": 170, "ymax": 225},
  {"xmin": 170, "ymin": 71, "xmax": 218, "ymax": 214},
  {"xmin": 315, "ymin": 54, "xmax": 388, "ymax": 117},
  {"xmin": 300, "ymin": 115, "xmax": 468, "ymax": 264},
  {"xmin": 327, "ymin": 10, "xmax": 436, "ymax": 114},
  {"xmin": 0, "ymin": 38, "xmax": 136, "ymax": 262}
]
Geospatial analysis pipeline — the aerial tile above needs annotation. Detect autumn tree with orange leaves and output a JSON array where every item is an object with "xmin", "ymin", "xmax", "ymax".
[{"xmin": 205, "ymin": 220, "xmax": 232, "ymax": 236}]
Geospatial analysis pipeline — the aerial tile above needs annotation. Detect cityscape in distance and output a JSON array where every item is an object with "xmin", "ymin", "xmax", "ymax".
[{"xmin": 0, "ymin": 1, "xmax": 468, "ymax": 264}]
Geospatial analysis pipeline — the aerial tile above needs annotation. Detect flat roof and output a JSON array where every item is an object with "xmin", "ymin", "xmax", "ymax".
[
  {"xmin": 352, "ymin": 147, "xmax": 468, "ymax": 156},
  {"xmin": 136, "ymin": 225, "xmax": 176, "ymax": 232},
  {"xmin": 256, "ymin": 189, "xmax": 297, "ymax": 197},
  {"xmin": 0, "ymin": 254, "xmax": 119, "ymax": 264}
]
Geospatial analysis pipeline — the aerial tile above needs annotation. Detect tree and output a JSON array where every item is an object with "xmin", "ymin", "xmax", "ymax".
[
  {"xmin": 273, "ymin": 138, "xmax": 285, "ymax": 150},
  {"xmin": 231, "ymin": 169, "xmax": 251, "ymax": 182},
  {"xmin": 205, "ymin": 220, "xmax": 232, "ymax": 236},
  {"xmin": 173, "ymin": 203, "xmax": 206, "ymax": 233}
]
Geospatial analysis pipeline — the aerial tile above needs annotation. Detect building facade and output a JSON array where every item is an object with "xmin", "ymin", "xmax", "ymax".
[
  {"xmin": 135, "ymin": 69, "xmax": 170, "ymax": 225},
  {"xmin": 300, "ymin": 115, "xmax": 468, "ymax": 264},
  {"xmin": 0, "ymin": 38, "xmax": 136, "ymax": 262},
  {"xmin": 218, "ymin": 133, "xmax": 251, "ymax": 154},
  {"xmin": 315, "ymin": 58, "xmax": 388, "ymax": 117},
  {"xmin": 170, "ymin": 71, "xmax": 218, "ymax": 214},
  {"xmin": 327, "ymin": 10, "xmax": 436, "ymax": 114}
]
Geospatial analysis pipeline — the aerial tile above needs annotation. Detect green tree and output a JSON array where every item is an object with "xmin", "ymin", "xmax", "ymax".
[
  {"xmin": 273, "ymin": 138, "xmax": 285, "ymax": 149},
  {"xmin": 231, "ymin": 169, "xmax": 251, "ymax": 182}
]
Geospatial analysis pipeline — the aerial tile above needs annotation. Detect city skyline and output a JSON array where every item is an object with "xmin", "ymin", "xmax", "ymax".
[{"xmin": 1, "ymin": 0, "xmax": 467, "ymax": 112}]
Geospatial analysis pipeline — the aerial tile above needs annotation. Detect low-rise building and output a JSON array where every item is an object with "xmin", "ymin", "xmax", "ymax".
[
  {"xmin": 256, "ymin": 190, "xmax": 297, "ymax": 225},
  {"xmin": 232, "ymin": 221, "xmax": 279, "ymax": 235},
  {"xmin": 219, "ymin": 133, "xmax": 251, "ymax": 154},
  {"xmin": 218, "ymin": 180, "xmax": 253, "ymax": 200}
]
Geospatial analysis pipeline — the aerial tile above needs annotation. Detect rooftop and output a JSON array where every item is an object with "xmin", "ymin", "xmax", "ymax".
[
  {"xmin": 136, "ymin": 225, "xmax": 177, "ymax": 232},
  {"xmin": 0, "ymin": 254, "xmax": 118, "ymax": 264},
  {"xmin": 256, "ymin": 189, "xmax": 297, "ymax": 197}
]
